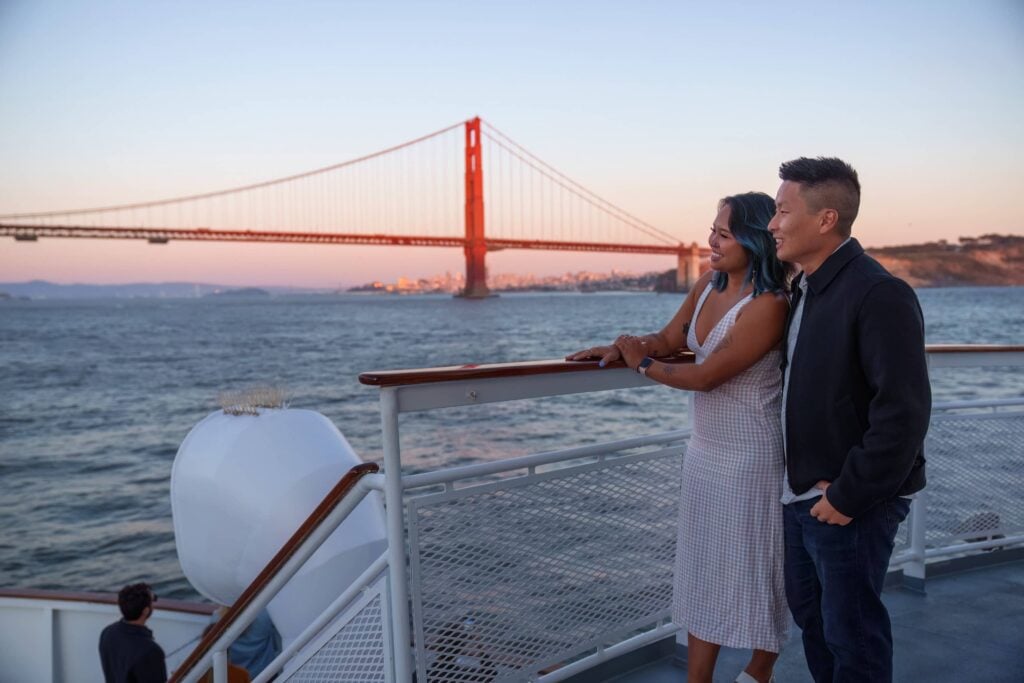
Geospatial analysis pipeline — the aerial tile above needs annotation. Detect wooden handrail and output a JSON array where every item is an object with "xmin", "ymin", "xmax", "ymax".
[
  {"xmin": 358, "ymin": 352, "xmax": 697, "ymax": 387},
  {"xmin": 358, "ymin": 345, "xmax": 1024, "ymax": 388},
  {"xmin": 169, "ymin": 462, "xmax": 380, "ymax": 683},
  {"xmin": 925, "ymin": 344, "xmax": 1024, "ymax": 353},
  {"xmin": 0, "ymin": 588, "xmax": 215, "ymax": 616}
]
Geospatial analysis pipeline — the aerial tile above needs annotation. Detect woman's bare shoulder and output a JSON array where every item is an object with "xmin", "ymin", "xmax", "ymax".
[{"xmin": 739, "ymin": 290, "xmax": 789, "ymax": 320}]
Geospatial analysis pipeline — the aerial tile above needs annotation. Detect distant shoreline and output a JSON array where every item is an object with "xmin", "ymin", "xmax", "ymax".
[{"xmin": 2, "ymin": 234, "xmax": 1021, "ymax": 300}]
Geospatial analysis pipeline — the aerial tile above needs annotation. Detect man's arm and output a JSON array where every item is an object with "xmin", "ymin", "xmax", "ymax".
[{"xmin": 825, "ymin": 279, "xmax": 931, "ymax": 518}]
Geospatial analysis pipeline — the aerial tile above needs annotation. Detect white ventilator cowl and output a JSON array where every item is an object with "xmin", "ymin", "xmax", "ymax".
[{"xmin": 170, "ymin": 408, "xmax": 386, "ymax": 645}]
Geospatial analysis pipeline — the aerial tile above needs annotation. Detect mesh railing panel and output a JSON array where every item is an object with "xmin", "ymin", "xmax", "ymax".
[
  {"xmin": 922, "ymin": 411, "xmax": 1024, "ymax": 547},
  {"xmin": 284, "ymin": 593, "xmax": 388, "ymax": 683},
  {"xmin": 407, "ymin": 448, "xmax": 683, "ymax": 682}
]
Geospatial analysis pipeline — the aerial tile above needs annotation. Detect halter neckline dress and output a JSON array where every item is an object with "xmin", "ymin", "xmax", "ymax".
[{"xmin": 671, "ymin": 282, "xmax": 789, "ymax": 652}]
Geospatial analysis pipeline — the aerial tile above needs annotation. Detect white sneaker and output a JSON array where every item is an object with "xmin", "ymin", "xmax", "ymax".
[{"xmin": 735, "ymin": 672, "xmax": 775, "ymax": 683}]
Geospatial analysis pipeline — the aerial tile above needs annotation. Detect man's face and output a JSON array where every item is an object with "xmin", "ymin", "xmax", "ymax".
[{"xmin": 768, "ymin": 180, "xmax": 823, "ymax": 265}]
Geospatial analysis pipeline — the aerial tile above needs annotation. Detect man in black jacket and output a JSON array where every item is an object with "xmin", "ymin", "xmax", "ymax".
[
  {"xmin": 99, "ymin": 582, "xmax": 168, "ymax": 683},
  {"xmin": 768, "ymin": 157, "xmax": 930, "ymax": 683}
]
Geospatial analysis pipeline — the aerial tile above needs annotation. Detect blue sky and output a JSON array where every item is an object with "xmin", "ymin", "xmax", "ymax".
[{"xmin": 1, "ymin": 1, "xmax": 1021, "ymax": 286}]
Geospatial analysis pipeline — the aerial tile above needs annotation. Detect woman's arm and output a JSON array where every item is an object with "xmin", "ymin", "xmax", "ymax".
[{"xmin": 618, "ymin": 291, "xmax": 788, "ymax": 391}]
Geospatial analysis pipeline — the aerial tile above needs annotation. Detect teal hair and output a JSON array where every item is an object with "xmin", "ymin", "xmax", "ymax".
[{"xmin": 711, "ymin": 192, "xmax": 787, "ymax": 296}]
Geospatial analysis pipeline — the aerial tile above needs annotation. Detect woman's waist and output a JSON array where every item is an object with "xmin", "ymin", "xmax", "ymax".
[
  {"xmin": 684, "ymin": 434, "xmax": 785, "ymax": 475},
  {"xmin": 693, "ymin": 391, "xmax": 782, "ymax": 418},
  {"xmin": 690, "ymin": 403, "xmax": 782, "ymax": 442}
]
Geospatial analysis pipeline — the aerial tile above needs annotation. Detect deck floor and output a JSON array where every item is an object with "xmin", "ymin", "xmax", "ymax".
[{"xmin": 610, "ymin": 558, "xmax": 1024, "ymax": 683}]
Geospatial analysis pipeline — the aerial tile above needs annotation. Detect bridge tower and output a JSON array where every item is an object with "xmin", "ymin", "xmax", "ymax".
[
  {"xmin": 676, "ymin": 242, "xmax": 704, "ymax": 291},
  {"xmin": 461, "ymin": 117, "xmax": 490, "ymax": 298}
]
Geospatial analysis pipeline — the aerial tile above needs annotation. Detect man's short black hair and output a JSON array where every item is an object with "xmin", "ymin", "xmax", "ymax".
[
  {"xmin": 779, "ymin": 157, "xmax": 861, "ymax": 236},
  {"xmin": 118, "ymin": 582, "xmax": 155, "ymax": 621}
]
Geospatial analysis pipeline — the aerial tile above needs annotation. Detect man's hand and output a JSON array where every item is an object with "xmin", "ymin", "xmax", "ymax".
[
  {"xmin": 810, "ymin": 481, "xmax": 853, "ymax": 526},
  {"xmin": 614, "ymin": 335, "xmax": 649, "ymax": 370},
  {"xmin": 565, "ymin": 345, "xmax": 622, "ymax": 367}
]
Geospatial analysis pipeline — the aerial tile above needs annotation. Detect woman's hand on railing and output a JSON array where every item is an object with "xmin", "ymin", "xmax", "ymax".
[
  {"xmin": 614, "ymin": 335, "xmax": 650, "ymax": 370},
  {"xmin": 565, "ymin": 344, "xmax": 622, "ymax": 367}
]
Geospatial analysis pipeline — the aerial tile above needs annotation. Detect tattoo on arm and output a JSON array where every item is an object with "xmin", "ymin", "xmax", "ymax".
[{"xmin": 661, "ymin": 364, "xmax": 676, "ymax": 376}]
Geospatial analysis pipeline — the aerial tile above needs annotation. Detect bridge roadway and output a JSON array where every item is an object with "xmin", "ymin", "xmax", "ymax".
[{"xmin": 0, "ymin": 224, "xmax": 704, "ymax": 255}]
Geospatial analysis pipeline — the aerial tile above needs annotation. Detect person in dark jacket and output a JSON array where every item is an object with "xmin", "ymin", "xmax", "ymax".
[
  {"xmin": 99, "ymin": 582, "xmax": 167, "ymax": 683},
  {"xmin": 768, "ymin": 157, "xmax": 930, "ymax": 683}
]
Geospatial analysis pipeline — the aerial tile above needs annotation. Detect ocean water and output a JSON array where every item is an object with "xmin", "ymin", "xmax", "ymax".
[{"xmin": 0, "ymin": 287, "xmax": 1022, "ymax": 600}]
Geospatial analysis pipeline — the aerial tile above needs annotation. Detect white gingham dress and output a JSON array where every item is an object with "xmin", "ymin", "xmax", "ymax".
[{"xmin": 671, "ymin": 283, "xmax": 789, "ymax": 652}]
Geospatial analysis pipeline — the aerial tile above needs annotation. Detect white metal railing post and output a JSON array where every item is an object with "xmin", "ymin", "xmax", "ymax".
[
  {"xmin": 905, "ymin": 491, "xmax": 928, "ymax": 588},
  {"xmin": 212, "ymin": 648, "xmax": 228, "ymax": 683},
  {"xmin": 381, "ymin": 387, "xmax": 413, "ymax": 682},
  {"xmin": 42, "ymin": 607, "xmax": 54, "ymax": 683},
  {"xmin": 906, "ymin": 350, "xmax": 933, "ymax": 589}
]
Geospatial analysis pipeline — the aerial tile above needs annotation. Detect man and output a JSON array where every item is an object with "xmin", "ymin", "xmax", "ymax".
[
  {"xmin": 769, "ymin": 157, "xmax": 930, "ymax": 683},
  {"xmin": 99, "ymin": 582, "xmax": 168, "ymax": 683}
]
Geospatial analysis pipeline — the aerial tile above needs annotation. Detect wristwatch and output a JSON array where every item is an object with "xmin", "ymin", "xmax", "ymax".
[{"xmin": 637, "ymin": 356, "xmax": 654, "ymax": 376}]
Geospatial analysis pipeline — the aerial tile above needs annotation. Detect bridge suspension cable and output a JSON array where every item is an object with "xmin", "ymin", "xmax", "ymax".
[
  {"xmin": 481, "ymin": 120, "xmax": 680, "ymax": 247},
  {"xmin": 0, "ymin": 122, "xmax": 470, "ymax": 247},
  {"xmin": 0, "ymin": 122, "xmax": 465, "ymax": 220}
]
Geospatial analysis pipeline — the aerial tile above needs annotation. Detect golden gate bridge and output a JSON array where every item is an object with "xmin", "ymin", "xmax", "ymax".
[{"xmin": 0, "ymin": 118, "xmax": 707, "ymax": 297}]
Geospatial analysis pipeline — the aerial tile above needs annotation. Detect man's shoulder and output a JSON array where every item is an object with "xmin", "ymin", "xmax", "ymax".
[
  {"xmin": 835, "ymin": 250, "xmax": 914, "ymax": 297},
  {"xmin": 100, "ymin": 620, "xmax": 158, "ymax": 645},
  {"xmin": 100, "ymin": 619, "xmax": 124, "ymax": 640},
  {"xmin": 847, "ymin": 250, "xmax": 897, "ymax": 282}
]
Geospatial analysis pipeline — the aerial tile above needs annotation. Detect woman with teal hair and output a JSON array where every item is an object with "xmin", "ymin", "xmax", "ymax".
[{"xmin": 569, "ymin": 191, "xmax": 791, "ymax": 683}]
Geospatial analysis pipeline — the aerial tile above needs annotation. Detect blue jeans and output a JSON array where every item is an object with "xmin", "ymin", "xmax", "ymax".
[{"xmin": 784, "ymin": 496, "xmax": 910, "ymax": 683}]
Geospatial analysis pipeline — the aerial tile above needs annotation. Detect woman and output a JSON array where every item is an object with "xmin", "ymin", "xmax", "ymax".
[{"xmin": 567, "ymin": 192, "xmax": 790, "ymax": 683}]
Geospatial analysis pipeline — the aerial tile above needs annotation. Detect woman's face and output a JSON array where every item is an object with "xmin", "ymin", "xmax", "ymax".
[{"xmin": 708, "ymin": 204, "xmax": 749, "ymax": 275}]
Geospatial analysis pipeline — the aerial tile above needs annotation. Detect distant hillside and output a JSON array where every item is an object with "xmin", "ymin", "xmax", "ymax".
[
  {"xmin": 867, "ymin": 234, "xmax": 1024, "ymax": 287},
  {"xmin": 653, "ymin": 234, "xmax": 1024, "ymax": 292}
]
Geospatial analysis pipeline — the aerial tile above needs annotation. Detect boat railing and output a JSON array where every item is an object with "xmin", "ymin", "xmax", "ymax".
[
  {"xmin": 892, "ymin": 395, "xmax": 1024, "ymax": 582},
  {"xmin": 179, "ymin": 344, "xmax": 1023, "ymax": 683},
  {"xmin": 168, "ymin": 462, "xmax": 382, "ymax": 683},
  {"xmin": 0, "ymin": 589, "xmax": 213, "ymax": 681},
  {"xmin": 360, "ymin": 344, "xmax": 1023, "ymax": 682}
]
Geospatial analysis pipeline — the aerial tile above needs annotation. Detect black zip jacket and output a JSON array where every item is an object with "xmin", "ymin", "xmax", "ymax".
[
  {"xmin": 99, "ymin": 620, "xmax": 167, "ymax": 683},
  {"xmin": 784, "ymin": 238, "xmax": 930, "ymax": 517}
]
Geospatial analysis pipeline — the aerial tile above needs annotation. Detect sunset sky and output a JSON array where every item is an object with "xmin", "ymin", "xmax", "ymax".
[{"xmin": 1, "ymin": 1, "xmax": 1022, "ymax": 288}]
